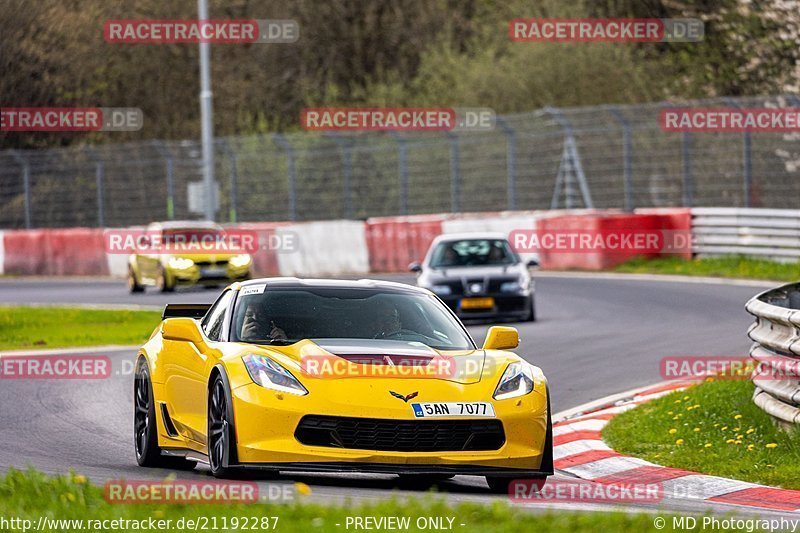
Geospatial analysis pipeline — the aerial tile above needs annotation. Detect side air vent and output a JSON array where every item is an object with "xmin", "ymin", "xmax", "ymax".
[{"xmin": 159, "ymin": 403, "xmax": 179, "ymax": 437}]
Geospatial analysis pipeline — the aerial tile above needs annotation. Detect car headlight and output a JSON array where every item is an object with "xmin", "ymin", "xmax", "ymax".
[
  {"xmin": 229, "ymin": 254, "xmax": 252, "ymax": 268},
  {"xmin": 242, "ymin": 354, "xmax": 308, "ymax": 396},
  {"xmin": 430, "ymin": 284, "xmax": 452, "ymax": 295},
  {"xmin": 168, "ymin": 257, "xmax": 194, "ymax": 270},
  {"xmin": 500, "ymin": 277, "xmax": 528, "ymax": 293},
  {"xmin": 493, "ymin": 361, "xmax": 535, "ymax": 400}
]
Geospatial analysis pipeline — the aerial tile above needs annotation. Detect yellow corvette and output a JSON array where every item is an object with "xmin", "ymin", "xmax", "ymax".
[{"xmin": 133, "ymin": 278, "xmax": 552, "ymax": 492}]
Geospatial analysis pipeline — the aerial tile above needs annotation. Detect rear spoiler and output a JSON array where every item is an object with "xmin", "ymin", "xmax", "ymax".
[{"xmin": 162, "ymin": 303, "xmax": 212, "ymax": 320}]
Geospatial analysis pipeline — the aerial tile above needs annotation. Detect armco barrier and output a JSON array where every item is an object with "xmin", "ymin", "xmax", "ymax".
[
  {"xmin": 238, "ymin": 222, "xmax": 285, "ymax": 277},
  {"xmin": 275, "ymin": 220, "xmax": 369, "ymax": 277},
  {"xmin": 3, "ymin": 228, "xmax": 109, "ymax": 276},
  {"xmin": 536, "ymin": 212, "xmax": 686, "ymax": 270},
  {"xmin": 745, "ymin": 283, "xmax": 800, "ymax": 428},
  {"xmin": 692, "ymin": 207, "xmax": 800, "ymax": 262},
  {"xmin": 366, "ymin": 215, "xmax": 445, "ymax": 273}
]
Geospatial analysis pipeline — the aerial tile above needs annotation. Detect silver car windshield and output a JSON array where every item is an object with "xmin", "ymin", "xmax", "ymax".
[{"xmin": 430, "ymin": 239, "xmax": 517, "ymax": 268}]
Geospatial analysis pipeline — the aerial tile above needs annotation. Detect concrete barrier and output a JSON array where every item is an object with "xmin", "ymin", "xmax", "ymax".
[{"xmin": 276, "ymin": 220, "xmax": 369, "ymax": 277}]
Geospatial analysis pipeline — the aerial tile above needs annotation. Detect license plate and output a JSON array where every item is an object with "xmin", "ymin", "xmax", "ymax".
[
  {"xmin": 411, "ymin": 402, "xmax": 495, "ymax": 418},
  {"xmin": 201, "ymin": 267, "xmax": 226, "ymax": 277},
  {"xmin": 460, "ymin": 297, "xmax": 494, "ymax": 310}
]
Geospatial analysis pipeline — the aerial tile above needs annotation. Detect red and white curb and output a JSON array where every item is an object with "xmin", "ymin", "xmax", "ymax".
[{"xmin": 553, "ymin": 381, "xmax": 800, "ymax": 513}]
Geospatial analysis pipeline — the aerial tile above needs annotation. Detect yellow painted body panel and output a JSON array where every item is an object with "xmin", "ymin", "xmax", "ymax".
[{"xmin": 138, "ymin": 286, "xmax": 550, "ymax": 472}]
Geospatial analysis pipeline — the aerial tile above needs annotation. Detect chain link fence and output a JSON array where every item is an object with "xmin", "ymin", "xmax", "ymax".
[{"xmin": 1, "ymin": 95, "xmax": 799, "ymax": 229}]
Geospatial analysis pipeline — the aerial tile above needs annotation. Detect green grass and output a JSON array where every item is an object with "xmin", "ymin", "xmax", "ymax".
[
  {"xmin": 0, "ymin": 307, "xmax": 161, "ymax": 350},
  {"xmin": 603, "ymin": 379, "xmax": 800, "ymax": 489},
  {"xmin": 0, "ymin": 468, "xmax": 707, "ymax": 532},
  {"xmin": 614, "ymin": 255, "xmax": 800, "ymax": 282}
]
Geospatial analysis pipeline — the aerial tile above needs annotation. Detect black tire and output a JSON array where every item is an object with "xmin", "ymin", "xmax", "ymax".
[
  {"xmin": 157, "ymin": 265, "xmax": 174, "ymax": 293},
  {"xmin": 127, "ymin": 266, "xmax": 144, "ymax": 293},
  {"xmin": 524, "ymin": 297, "xmax": 536, "ymax": 322},
  {"xmin": 486, "ymin": 475, "xmax": 547, "ymax": 494},
  {"xmin": 134, "ymin": 357, "xmax": 195, "ymax": 470},
  {"xmin": 208, "ymin": 370, "xmax": 239, "ymax": 478}
]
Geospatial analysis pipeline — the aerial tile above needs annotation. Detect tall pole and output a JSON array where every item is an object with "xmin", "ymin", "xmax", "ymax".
[{"xmin": 198, "ymin": 0, "xmax": 215, "ymax": 221}]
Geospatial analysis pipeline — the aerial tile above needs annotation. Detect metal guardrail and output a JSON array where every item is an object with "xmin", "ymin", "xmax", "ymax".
[
  {"xmin": 692, "ymin": 207, "xmax": 800, "ymax": 262},
  {"xmin": 745, "ymin": 283, "xmax": 800, "ymax": 427}
]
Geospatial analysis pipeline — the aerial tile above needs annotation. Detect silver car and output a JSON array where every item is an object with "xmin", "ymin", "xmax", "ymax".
[{"xmin": 410, "ymin": 233, "xmax": 537, "ymax": 322}]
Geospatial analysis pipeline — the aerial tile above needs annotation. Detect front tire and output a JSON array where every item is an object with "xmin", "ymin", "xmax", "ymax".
[
  {"xmin": 128, "ymin": 267, "xmax": 144, "ymax": 293},
  {"xmin": 486, "ymin": 475, "xmax": 546, "ymax": 494},
  {"xmin": 134, "ymin": 357, "xmax": 195, "ymax": 470},
  {"xmin": 208, "ymin": 371, "xmax": 239, "ymax": 478},
  {"xmin": 157, "ymin": 265, "xmax": 174, "ymax": 293}
]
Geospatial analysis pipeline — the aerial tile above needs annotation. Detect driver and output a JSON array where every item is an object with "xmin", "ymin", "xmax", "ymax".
[
  {"xmin": 241, "ymin": 302, "xmax": 287, "ymax": 341},
  {"xmin": 373, "ymin": 300, "xmax": 403, "ymax": 339}
]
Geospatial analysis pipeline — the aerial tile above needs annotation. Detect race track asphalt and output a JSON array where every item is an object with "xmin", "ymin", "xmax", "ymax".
[{"xmin": 1, "ymin": 273, "xmax": 790, "ymax": 517}]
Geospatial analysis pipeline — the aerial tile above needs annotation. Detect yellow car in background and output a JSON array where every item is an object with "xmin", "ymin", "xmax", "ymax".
[{"xmin": 127, "ymin": 220, "xmax": 252, "ymax": 293}]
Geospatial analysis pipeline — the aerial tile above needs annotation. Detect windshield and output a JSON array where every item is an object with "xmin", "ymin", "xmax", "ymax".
[
  {"xmin": 429, "ymin": 239, "xmax": 518, "ymax": 268},
  {"xmin": 232, "ymin": 287, "xmax": 474, "ymax": 351}
]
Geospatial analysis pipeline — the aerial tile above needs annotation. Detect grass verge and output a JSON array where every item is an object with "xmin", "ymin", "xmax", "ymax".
[
  {"xmin": 613, "ymin": 255, "xmax": 800, "ymax": 282},
  {"xmin": 0, "ymin": 468, "xmax": 700, "ymax": 533},
  {"xmin": 603, "ymin": 379, "xmax": 800, "ymax": 489},
  {"xmin": 0, "ymin": 306, "xmax": 161, "ymax": 350}
]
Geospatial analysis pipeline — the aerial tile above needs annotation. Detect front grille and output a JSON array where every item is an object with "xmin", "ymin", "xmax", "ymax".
[
  {"xmin": 194, "ymin": 260, "xmax": 229, "ymax": 267},
  {"xmin": 295, "ymin": 415, "xmax": 505, "ymax": 452}
]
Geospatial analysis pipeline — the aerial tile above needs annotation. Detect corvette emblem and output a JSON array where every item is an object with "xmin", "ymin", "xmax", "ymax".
[{"xmin": 389, "ymin": 391, "xmax": 419, "ymax": 403}]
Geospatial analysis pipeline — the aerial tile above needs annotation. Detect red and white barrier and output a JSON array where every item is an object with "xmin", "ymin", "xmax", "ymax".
[{"xmin": 0, "ymin": 208, "xmax": 697, "ymax": 278}]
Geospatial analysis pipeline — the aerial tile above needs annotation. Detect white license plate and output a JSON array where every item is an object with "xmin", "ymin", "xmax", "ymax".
[
  {"xmin": 201, "ymin": 268, "xmax": 226, "ymax": 277},
  {"xmin": 411, "ymin": 402, "xmax": 495, "ymax": 418}
]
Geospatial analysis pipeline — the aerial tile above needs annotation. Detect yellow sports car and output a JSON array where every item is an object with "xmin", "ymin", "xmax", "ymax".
[
  {"xmin": 133, "ymin": 278, "xmax": 552, "ymax": 492},
  {"xmin": 127, "ymin": 220, "xmax": 252, "ymax": 293}
]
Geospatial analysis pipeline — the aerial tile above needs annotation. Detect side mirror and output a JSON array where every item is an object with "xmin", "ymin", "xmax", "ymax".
[
  {"xmin": 162, "ymin": 317, "xmax": 204, "ymax": 344},
  {"xmin": 408, "ymin": 262, "xmax": 422, "ymax": 273},
  {"xmin": 526, "ymin": 259, "xmax": 539, "ymax": 268},
  {"xmin": 482, "ymin": 326, "xmax": 519, "ymax": 350}
]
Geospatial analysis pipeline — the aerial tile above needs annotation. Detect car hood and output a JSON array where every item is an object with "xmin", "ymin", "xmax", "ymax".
[{"xmin": 257, "ymin": 338, "xmax": 490, "ymax": 384}]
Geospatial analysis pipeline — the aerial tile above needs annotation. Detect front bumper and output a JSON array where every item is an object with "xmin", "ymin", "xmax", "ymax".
[
  {"xmin": 230, "ymin": 377, "xmax": 549, "ymax": 472},
  {"xmin": 439, "ymin": 293, "xmax": 532, "ymax": 320},
  {"xmin": 167, "ymin": 264, "xmax": 250, "ymax": 286}
]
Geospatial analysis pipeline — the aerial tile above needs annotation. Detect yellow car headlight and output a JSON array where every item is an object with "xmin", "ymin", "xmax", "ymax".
[
  {"xmin": 242, "ymin": 354, "xmax": 308, "ymax": 396},
  {"xmin": 229, "ymin": 254, "xmax": 252, "ymax": 268},
  {"xmin": 493, "ymin": 362, "xmax": 535, "ymax": 400},
  {"xmin": 168, "ymin": 257, "xmax": 195, "ymax": 270}
]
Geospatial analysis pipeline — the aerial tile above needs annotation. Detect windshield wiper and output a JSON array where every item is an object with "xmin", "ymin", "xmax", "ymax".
[{"xmin": 254, "ymin": 339, "xmax": 298, "ymax": 346}]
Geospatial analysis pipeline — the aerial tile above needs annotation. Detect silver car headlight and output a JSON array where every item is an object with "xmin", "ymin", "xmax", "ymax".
[
  {"xmin": 242, "ymin": 354, "xmax": 308, "ymax": 396},
  {"xmin": 500, "ymin": 280, "xmax": 524, "ymax": 292},
  {"xmin": 430, "ymin": 284, "xmax": 452, "ymax": 296},
  {"xmin": 493, "ymin": 361, "xmax": 535, "ymax": 400}
]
